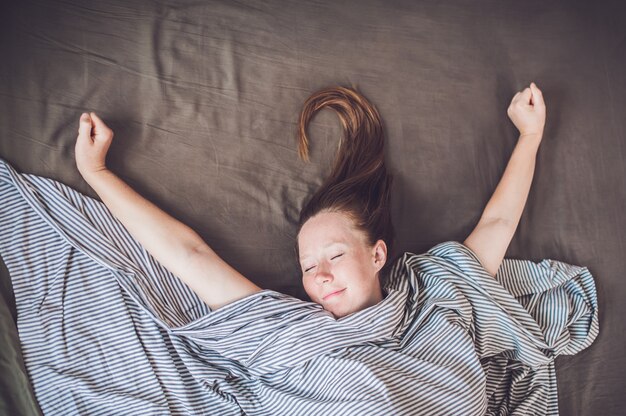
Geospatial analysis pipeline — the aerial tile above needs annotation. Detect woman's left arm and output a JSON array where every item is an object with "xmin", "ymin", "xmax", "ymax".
[
  {"xmin": 463, "ymin": 82, "xmax": 546, "ymax": 277},
  {"xmin": 463, "ymin": 134, "xmax": 541, "ymax": 276}
]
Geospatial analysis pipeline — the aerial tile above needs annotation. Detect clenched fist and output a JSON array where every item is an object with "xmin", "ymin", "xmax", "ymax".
[
  {"xmin": 75, "ymin": 112, "xmax": 114, "ymax": 177},
  {"xmin": 507, "ymin": 82, "xmax": 546, "ymax": 140}
]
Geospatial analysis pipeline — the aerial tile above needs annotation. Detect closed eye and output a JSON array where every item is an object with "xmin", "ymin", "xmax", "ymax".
[{"xmin": 304, "ymin": 254, "xmax": 342, "ymax": 273}]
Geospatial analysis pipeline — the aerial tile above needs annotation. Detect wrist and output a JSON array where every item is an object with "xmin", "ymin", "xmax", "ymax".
[
  {"xmin": 519, "ymin": 132, "xmax": 542, "ymax": 141},
  {"xmin": 80, "ymin": 166, "xmax": 110, "ymax": 183},
  {"xmin": 519, "ymin": 132, "xmax": 542, "ymax": 149}
]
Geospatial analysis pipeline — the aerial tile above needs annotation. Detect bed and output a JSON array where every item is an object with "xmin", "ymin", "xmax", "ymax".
[{"xmin": 0, "ymin": 0, "xmax": 624, "ymax": 414}]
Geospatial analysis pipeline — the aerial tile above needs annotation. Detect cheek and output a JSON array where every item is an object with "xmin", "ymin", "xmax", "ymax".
[
  {"xmin": 341, "ymin": 256, "xmax": 377, "ymax": 291},
  {"xmin": 335, "ymin": 259, "xmax": 367, "ymax": 285}
]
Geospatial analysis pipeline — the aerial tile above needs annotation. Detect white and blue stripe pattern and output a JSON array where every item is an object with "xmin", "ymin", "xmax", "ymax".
[{"xmin": 0, "ymin": 158, "xmax": 598, "ymax": 415}]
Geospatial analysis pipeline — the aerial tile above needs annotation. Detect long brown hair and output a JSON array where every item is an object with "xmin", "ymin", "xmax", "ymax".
[{"xmin": 296, "ymin": 85, "xmax": 394, "ymax": 281}]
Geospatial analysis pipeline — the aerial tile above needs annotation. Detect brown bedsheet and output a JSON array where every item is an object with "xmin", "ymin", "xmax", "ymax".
[{"xmin": 1, "ymin": 0, "xmax": 624, "ymax": 414}]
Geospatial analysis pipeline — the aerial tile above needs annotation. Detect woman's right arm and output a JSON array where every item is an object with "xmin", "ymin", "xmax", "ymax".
[
  {"xmin": 185, "ymin": 243, "xmax": 264, "ymax": 310},
  {"xmin": 75, "ymin": 112, "xmax": 262, "ymax": 310}
]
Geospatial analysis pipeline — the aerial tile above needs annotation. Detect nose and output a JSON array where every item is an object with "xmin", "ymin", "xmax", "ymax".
[{"xmin": 314, "ymin": 262, "xmax": 333, "ymax": 284}]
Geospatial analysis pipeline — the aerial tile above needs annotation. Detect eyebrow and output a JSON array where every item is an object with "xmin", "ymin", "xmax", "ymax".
[{"xmin": 299, "ymin": 242, "xmax": 347, "ymax": 263}]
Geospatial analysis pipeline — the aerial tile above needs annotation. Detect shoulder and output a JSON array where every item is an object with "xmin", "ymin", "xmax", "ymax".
[
  {"xmin": 426, "ymin": 240, "xmax": 479, "ymax": 260},
  {"xmin": 388, "ymin": 241, "xmax": 483, "ymax": 277},
  {"xmin": 391, "ymin": 241, "xmax": 477, "ymax": 263}
]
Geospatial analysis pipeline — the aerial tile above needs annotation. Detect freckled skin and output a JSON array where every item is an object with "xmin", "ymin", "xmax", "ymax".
[{"xmin": 297, "ymin": 211, "xmax": 387, "ymax": 319}]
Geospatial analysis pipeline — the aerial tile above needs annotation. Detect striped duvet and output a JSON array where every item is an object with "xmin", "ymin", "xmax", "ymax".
[{"xmin": 0, "ymin": 158, "xmax": 598, "ymax": 415}]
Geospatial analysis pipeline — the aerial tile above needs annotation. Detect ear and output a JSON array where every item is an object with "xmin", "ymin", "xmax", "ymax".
[{"xmin": 371, "ymin": 239, "xmax": 388, "ymax": 272}]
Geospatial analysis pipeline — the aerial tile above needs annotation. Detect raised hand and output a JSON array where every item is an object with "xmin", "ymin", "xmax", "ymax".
[
  {"xmin": 507, "ymin": 82, "xmax": 546, "ymax": 140},
  {"xmin": 75, "ymin": 112, "xmax": 114, "ymax": 177}
]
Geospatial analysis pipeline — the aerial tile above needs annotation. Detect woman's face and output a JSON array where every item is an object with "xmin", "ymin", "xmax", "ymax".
[{"xmin": 297, "ymin": 210, "xmax": 387, "ymax": 319}]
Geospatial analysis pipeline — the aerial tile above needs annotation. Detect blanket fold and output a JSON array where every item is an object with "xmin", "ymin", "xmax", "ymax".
[{"xmin": 0, "ymin": 158, "xmax": 598, "ymax": 415}]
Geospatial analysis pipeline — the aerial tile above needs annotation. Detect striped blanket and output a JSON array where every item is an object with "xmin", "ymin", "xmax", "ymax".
[{"xmin": 0, "ymin": 158, "xmax": 598, "ymax": 415}]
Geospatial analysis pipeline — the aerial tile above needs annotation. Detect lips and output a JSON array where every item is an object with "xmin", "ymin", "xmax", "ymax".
[{"xmin": 322, "ymin": 288, "xmax": 345, "ymax": 301}]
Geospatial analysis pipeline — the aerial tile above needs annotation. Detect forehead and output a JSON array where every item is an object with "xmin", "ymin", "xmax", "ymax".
[{"xmin": 297, "ymin": 211, "xmax": 364, "ymax": 254}]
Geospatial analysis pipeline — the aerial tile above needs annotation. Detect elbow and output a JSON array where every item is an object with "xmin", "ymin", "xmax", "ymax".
[
  {"xmin": 188, "ymin": 242, "xmax": 218, "ymax": 261},
  {"xmin": 479, "ymin": 215, "xmax": 514, "ymax": 229}
]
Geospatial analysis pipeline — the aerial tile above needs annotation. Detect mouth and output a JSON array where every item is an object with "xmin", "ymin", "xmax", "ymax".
[{"xmin": 323, "ymin": 288, "xmax": 346, "ymax": 301}]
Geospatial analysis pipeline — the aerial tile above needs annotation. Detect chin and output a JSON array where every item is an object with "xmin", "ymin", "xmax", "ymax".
[{"xmin": 328, "ymin": 306, "xmax": 351, "ymax": 319}]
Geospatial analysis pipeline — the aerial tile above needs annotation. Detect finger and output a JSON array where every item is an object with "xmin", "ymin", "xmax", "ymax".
[
  {"xmin": 89, "ymin": 112, "xmax": 112, "ymax": 139},
  {"xmin": 530, "ymin": 82, "xmax": 542, "ymax": 93},
  {"xmin": 530, "ymin": 82, "xmax": 544, "ymax": 104},
  {"xmin": 89, "ymin": 112, "xmax": 107, "ymax": 129},
  {"xmin": 78, "ymin": 113, "xmax": 92, "ymax": 138}
]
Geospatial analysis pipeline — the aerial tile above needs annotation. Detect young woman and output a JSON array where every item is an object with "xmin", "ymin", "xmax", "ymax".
[{"xmin": 75, "ymin": 82, "xmax": 545, "ymax": 319}]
